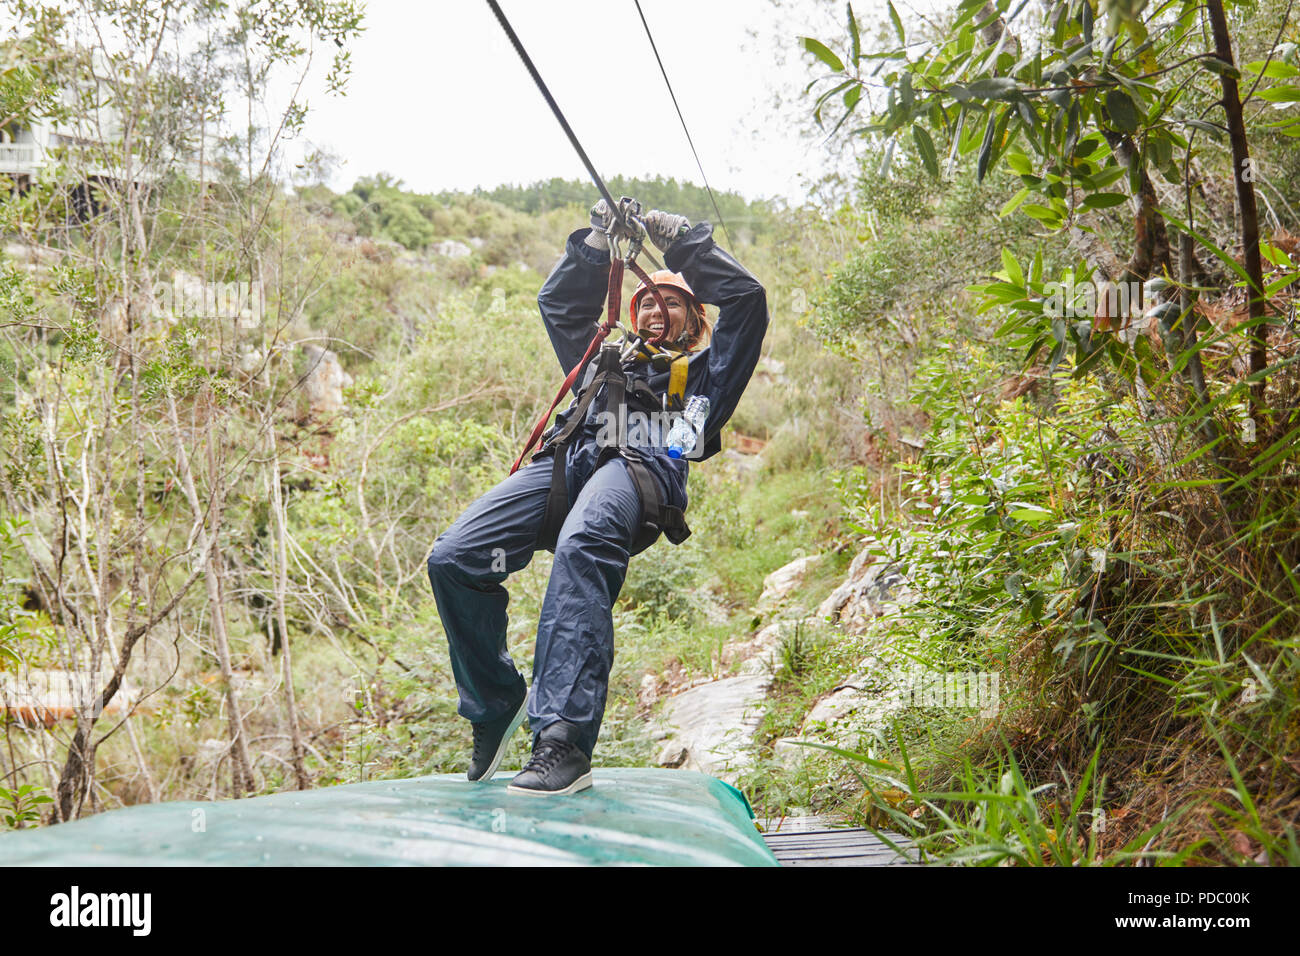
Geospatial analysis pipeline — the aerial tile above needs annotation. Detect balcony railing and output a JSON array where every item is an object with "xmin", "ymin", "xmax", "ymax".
[{"xmin": 0, "ymin": 142, "xmax": 40, "ymax": 173}]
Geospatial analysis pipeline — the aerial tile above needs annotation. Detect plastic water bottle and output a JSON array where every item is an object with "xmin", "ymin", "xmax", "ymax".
[{"xmin": 666, "ymin": 395, "xmax": 710, "ymax": 459}]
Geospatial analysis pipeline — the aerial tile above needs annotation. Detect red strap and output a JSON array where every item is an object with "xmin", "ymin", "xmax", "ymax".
[{"xmin": 511, "ymin": 258, "xmax": 626, "ymax": 474}]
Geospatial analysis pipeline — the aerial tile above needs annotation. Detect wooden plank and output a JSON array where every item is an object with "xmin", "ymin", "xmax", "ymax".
[{"xmin": 760, "ymin": 825, "xmax": 919, "ymax": 866}]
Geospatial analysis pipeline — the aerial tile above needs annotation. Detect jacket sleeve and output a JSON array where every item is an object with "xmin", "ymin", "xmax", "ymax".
[
  {"xmin": 666, "ymin": 223, "xmax": 769, "ymax": 443},
  {"xmin": 536, "ymin": 228, "xmax": 611, "ymax": 383}
]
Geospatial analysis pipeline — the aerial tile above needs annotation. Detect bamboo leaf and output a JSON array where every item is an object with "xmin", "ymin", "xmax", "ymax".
[
  {"xmin": 977, "ymin": 113, "xmax": 996, "ymax": 182},
  {"xmin": 1254, "ymin": 86, "xmax": 1300, "ymax": 103},
  {"xmin": 888, "ymin": 1, "xmax": 905, "ymax": 45},
  {"xmin": 801, "ymin": 37, "xmax": 845, "ymax": 72},
  {"xmin": 1165, "ymin": 213, "xmax": 1260, "ymax": 293},
  {"xmin": 1105, "ymin": 89, "xmax": 1139, "ymax": 133},
  {"xmin": 1000, "ymin": 185, "xmax": 1030, "ymax": 217},
  {"xmin": 848, "ymin": 2, "xmax": 862, "ymax": 63},
  {"xmin": 912, "ymin": 123, "xmax": 939, "ymax": 177},
  {"xmin": 1266, "ymin": 272, "xmax": 1300, "ymax": 295},
  {"xmin": 1244, "ymin": 59, "xmax": 1300, "ymax": 79},
  {"xmin": 1201, "ymin": 57, "xmax": 1241, "ymax": 80},
  {"xmin": 966, "ymin": 76, "xmax": 1021, "ymax": 101},
  {"xmin": 1082, "ymin": 192, "xmax": 1128, "ymax": 209},
  {"xmin": 1001, "ymin": 248, "xmax": 1024, "ymax": 285}
]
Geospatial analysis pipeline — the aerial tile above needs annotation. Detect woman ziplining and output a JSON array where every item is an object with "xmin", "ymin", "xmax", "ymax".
[{"xmin": 426, "ymin": 199, "xmax": 768, "ymax": 795}]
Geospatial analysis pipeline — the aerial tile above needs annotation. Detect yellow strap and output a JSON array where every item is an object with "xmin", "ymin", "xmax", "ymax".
[
  {"xmin": 631, "ymin": 340, "xmax": 689, "ymax": 409},
  {"xmin": 667, "ymin": 352, "xmax": 688, "ymax": 409}
]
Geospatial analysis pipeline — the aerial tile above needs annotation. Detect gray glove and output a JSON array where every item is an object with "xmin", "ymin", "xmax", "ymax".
[
  {"xmin": 583, "ymin": 197, "xmax": 644, "ymax": 251},
  {"xmin": 644, "ymin": 210, "xmax": 690, "ymax": 253},
  {"xmin": 584, "ymin": 199, "xmax": 615, "ymax": 250}
]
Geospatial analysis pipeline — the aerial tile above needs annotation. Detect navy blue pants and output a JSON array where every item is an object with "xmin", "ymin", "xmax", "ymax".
[{"xmin": 426, "ymin": 454, "xmax": 641, "ymax": 759}]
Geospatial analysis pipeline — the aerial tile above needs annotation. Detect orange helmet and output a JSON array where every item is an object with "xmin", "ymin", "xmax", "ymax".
[{"xmin": 628, "ymin": 270, "xmax": 698, "ymax": 325}]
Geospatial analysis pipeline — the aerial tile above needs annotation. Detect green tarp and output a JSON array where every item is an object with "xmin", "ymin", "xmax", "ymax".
[{"xmin": 0, "ymin": 768, "xmax": 779, "ymax": 866}]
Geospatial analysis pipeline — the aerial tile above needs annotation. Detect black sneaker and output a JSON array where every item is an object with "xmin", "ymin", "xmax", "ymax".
[
  {"xmin": 467, "ymin": 697, "xmax": 527, "ymax": 782},
  {"xmin": 506, "ymin": 722, "xmax": 593, "ymax": 796}
]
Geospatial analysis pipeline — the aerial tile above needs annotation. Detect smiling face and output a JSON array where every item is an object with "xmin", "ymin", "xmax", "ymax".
[{"xmin": 635, "ymin": 287, "xmax": 692, "ymax": 343}]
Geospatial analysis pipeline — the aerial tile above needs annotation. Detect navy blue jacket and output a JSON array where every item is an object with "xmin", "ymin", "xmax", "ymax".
[{"xmin": 535, "ymin": 223, "xmax": 768, "ymax": 511}]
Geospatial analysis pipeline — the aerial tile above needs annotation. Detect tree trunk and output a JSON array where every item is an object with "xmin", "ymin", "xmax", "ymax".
[
  {"xmin": 1205, "ymin": 0, "xmax": 1268, "ymax": 417},
  {"xmin": 270, "ymin": 433, "xmax": 309, "ymax": 789}
]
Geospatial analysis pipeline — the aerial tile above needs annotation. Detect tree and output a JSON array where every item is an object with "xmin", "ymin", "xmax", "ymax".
[
  {"xmin": 805, "ymin": 0, "xmax": 1296, "ymax": 430},
  {"xmin": 0, "ymin": 0, "xmax": 361, "ymax": 820}
]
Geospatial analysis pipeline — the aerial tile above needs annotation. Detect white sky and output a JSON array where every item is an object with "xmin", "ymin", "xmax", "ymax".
[{"xmin": 294, "ymin": 0, "xmax": 861, "ymax": 203}]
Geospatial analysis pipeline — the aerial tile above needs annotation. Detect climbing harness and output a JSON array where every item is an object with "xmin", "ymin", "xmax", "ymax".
[
  {"xmin": 518, "ymin": 223, "xmax": 693, "ymax": 556},
  {"xmin": 509, "ymin": 217, "xmax": 675, "ymax": 474}
]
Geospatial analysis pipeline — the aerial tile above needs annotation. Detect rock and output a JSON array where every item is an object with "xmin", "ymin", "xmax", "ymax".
[
  {"xmin": 797, "ymin": 656, "xmax": 929, "ymax": 748},
  {"xmin": 736, "ymin": 622, "xmax": 796, "ymax": 676},
  {"xmin": 773, "ymin": 737, "xmax": 807, "ymax": 769},
  {"xmin": 432, "ymin": 239, "xmax": 472, "ymax": 259},
  {"xmin": 657, "ymin": 743, "xmax": 689, "ymax": 768},
  {"xmin": 197, "ymin": 738, "xmax": 227, "ymax": 763},
  {"xmin": 816, "ymin": 540, "xmax": 916, "ymax": 632},
  {"xmin": 4, "ymin": 242, "xmax": 60, "ymax": 267},
  {"xmin": 467, "ymin": 237, "xmax": 486, "ymax": 249},
  {"xmin": 718, "ymin": 620, "xmax": 791, "ymax": 674},
  {"xmin": 721, "ymin": 448, "xmax": 761, "ymax": 477},
  {"xmin": 654, "ymin": 674, "xmax": 772, "ymax": 781},
  {"xmin": 301, "ymin": 345, "xmax": 354, "ymax": 419},
  {"xmin": 238, "ymin": 345, "xmax": 263, "ymax": 375},
  {"xmin": 637, "ymin": 672, "xmax": 659, "ymax": 711},
  {"xmin": 757, "ymin": 554, "xmax": 823, "ymax": 610}
]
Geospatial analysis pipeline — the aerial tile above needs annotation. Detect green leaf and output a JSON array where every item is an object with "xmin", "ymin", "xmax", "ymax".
[
  {"xmin": 912, "ymin": 123, "xmax": 939, "ymax": 177},
  {"xmin": 1254, "ymin": 86, "xmax": 1300, "ymax": 103},
  {"xmin": 1001, "ymin": 248, "xmax": 1024, "ymax": 285},
  {"xmin": 1165, "ymin": 213, "xmax": 1260, "ymax": 293},
  {"xmin": 1088, "ymin": 165, "xmax": 1127, "ymax": 189},
  {"xmin": 888, "ymin": 1, "xmax": 905, "ymax": 45},
  {"xmin": 801, "ymin": 37, "xmax": 845, "ymax": 72},
  {"xmin": 878, "ymin": 137, "xmax": 897, "ymax": 177},
  {"xmin": 1183, "ymin": 118, "xmax": 1226, "ymax": 140},
  {"xmin": 1244, "ymin": 59, "xmax": 1300, "ymax": 80},
  {"xmin": 1082, "ymin": 192, "xmax": 1128, "ymax": 209},
  {"xmin": 1266, "ymin": 271, "xmax": 1300, "ymax": 295},
  {"xmin": 1201, "ymin": 57, "xmax": 1241, "ymax": 80},
  {"xmin": 977, "ymin": 113, "xmax": 996, "ymax": 183},
  {"xmin": 1009, "ymin": 507, "xmax": 1053, "ymax": 523},
  {"xmin": 1105, "ymin": 89, "xmax": 1139, "ymax": 133},
  {"xmin": 1260, "ymin": 241, "xmax": 1292, "ymax": 267},
  {"xmin": 966, "ymin": 76, "xmax": 1021, "ymax": 101},
  {"xmin": 1005, "ymin": 150, "xmax": 1033, "ymax": 175},
  {"xmin": 1000, "ymin": 185, "xmax": 1031, "ymax": 217},
  {"xmin": 1023, "ymin": 203, "xmax": 1063, "ymax": 226},
  {"xmin": 848, "ymin": 2, "xmax": 862, "ymax": 62}
]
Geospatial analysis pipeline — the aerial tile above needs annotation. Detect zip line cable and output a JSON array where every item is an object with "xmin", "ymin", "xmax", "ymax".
[
  {"xmin": 485, "ymin": 0, "xmax": 664, "ymax": 270},
  {"xmin": 632, "ymin": 0, "xmax": 735, "ymax": 251}
]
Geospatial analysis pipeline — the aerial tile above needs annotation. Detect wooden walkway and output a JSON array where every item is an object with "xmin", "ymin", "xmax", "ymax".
[{"xmin": 759, "ymin": 815, "xmax": 920, "ymax": 867}]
